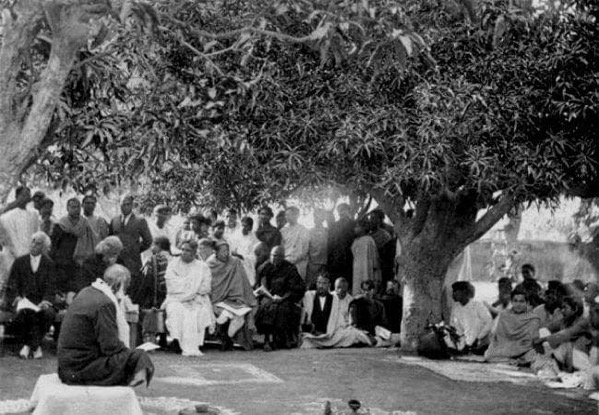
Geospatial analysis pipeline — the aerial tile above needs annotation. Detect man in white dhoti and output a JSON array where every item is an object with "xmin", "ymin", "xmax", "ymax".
[
  {"xmin": 229, "ymin": 217, "xmax": 259, "ymax": 286},
  {"xmin": 301, "ymin": 277, "xmax": 370, "ymax": 348},
  {"xmin": 162, "ymin": 240, "xmax": 215, "ymax": 356},
  {"xmin": 280, "ymin": 206, "xmax": 310, "ymax": 279}
]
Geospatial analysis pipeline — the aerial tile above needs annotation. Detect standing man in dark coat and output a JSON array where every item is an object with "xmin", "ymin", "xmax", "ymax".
[
  {"xmin": 109, "ymin": 194, "xmax": 152, "ymax": 304},
  {"xmin": 255, "ymin": 206, "xmax": 282, "ymax": 250},
  {"xmin": 327, "ymin": 203, "xmax": 355, "ymax": 289},
  {"xmin": 57, "ymin": 264, "xmax": 154, "ymax": 387},
  {"xmin": 3, "ymin": 232, "xmax": 56, "ymax": 359}
]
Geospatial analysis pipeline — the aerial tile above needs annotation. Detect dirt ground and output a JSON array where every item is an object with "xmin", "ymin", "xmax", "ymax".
[{"xmin": 0, "ymin": 342, "xmax": 596, "ymax": 415}]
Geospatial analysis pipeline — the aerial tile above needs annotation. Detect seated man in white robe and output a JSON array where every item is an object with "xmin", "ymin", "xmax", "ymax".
[
  {"xmin": 301, "ymin": 277, "xmax": 370, "ymax": 348},
  {"xmin": 449, "ymin": 281, "xmax": 493, "ymax": 354}
]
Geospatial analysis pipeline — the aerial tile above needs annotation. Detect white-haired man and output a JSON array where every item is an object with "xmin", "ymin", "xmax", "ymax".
[
  {"xmin": 58, "ymin": 264, "xmax": 154, "ymax": 386},
  {"xmin": 2, "ymin": 232, "xmax": 56, "ymax": 359}
]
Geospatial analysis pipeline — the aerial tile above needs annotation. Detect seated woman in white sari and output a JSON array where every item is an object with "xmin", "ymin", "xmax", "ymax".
[{"xmin": 162, "ymin": 240, "xmax": 214, "ymax": 356}]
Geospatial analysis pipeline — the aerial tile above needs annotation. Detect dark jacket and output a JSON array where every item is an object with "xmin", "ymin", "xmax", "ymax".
[
  {"xmin": 5, "ymin": 254, "xmax": 56, "ymax": 307},
  {"xmin": 109, "ymin": 214, "xmax": 152, "ymax": 277},
  {"xmin": 57, "ymin": 286, "xmax": 153, "ymax": 386}
]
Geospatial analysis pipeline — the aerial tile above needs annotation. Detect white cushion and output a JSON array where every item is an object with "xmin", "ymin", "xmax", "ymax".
[{"xmin": 30, "ymin": 373, "xmax": 142, "ymax": 415}]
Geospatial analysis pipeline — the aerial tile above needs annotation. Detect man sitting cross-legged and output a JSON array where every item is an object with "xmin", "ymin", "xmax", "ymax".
[
  {"xmin": 302, "ymin": 275, "xmax": 334, "ymax": 336},
  {"xmin": 301, "ymin": 277, "xmax": 371, "ymax": 349}
]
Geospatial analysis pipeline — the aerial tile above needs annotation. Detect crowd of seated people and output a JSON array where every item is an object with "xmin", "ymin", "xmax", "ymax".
[{"xmin": 4, "ymin": 186, "xmax": 599, "ymax": 400}]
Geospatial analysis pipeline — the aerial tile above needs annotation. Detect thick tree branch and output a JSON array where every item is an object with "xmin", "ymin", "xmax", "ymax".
[{"xmin": 460, "ymin": 193, "xmax": 516, "ymax": 248}]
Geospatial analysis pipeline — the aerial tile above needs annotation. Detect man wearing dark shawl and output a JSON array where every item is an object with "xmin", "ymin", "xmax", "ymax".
[
  {"xmin": 208, "ymin": 240, "xmax": 257, "ymax": 350},
  {"xmin": 255, "ymin": 246, "xmax": 306, "ymax": 351},
  {"xmin": 255, "ymin": 206, "xmax": 282, "ymax": 250},
  {"xmin": 57, "ymin": 265, "xmax": 154, "ymax": 387},
  {"xmin": 51, "ymin": 198, "xmax": 98, "ymax": 296}
]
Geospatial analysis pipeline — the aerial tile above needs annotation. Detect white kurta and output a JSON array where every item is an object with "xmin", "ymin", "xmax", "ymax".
[
  {"xmin": 450, "ymin": 300, "xmax": 493, "ymax": 348},
  {"xmin": 281, "ymin": 224, "xmax": 310, "ymax": 279},
  {"xmin": 162, "ymin": 258, "xmax": 215, "ymax": 356},
  {"xmin": 0, "ymin": 208, "xmax": 39, "ymax": 290},
  {"xmin": 229, "ymin": 231, "xmax": 259, "ymax": 286}
]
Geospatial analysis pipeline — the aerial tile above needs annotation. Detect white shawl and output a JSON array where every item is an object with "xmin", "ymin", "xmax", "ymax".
[{"xmin": 91, "ymin": 279, "xmax": 130, "ymax": 347}]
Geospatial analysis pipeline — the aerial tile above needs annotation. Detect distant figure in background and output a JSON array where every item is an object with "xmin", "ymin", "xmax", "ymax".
[
  {"xmin": 39, "ymin": 198, "xmax": 56, "ymax": 237},
  {"xmin": 224, "ymin": 208, "xmax": 240, "ymax": 242},
  {"xmin": 52, "ymin": 198, "xmax": 97, "ymax": 296},
  {"xmin": 109, "ymin": 194, "xmax": 153, "ymax": 304},
  {"xmin": 515, "ymin": 263, "xmax": 543, "ymax": 307},
  {"xmin": 281, "ymin": 206, "xmax": 310, "ymax": 280},
  {"xmin": 230, "ymin": 216, "xmax": 259, "ymax": 286},
  {"xmin": 450, "ymin": 281, "xmax": 493, "ymax": 354},
  {"xmin": 306, "ymin": 209, "xmax": 328, "ymax": 290},
  {"xmin": 175, "ymin": 217, "xmax": 194, "ymax": 251},
  {"xmin": 327, "ymin": 203, "xmax": 355, "ymax": 290},
  {"xmin": 3, "ymin": 232, "xmax": 56, "ymax": 360},
  {"xmin": 211, "ymin": 220, "xmax": 227, "ymax": 245},
  {"xmin": 190, "ymin": 214, "xmax": 211, "ymax": 241},
  {"xmin": 58, "ymin": 264, "xmax": 154, "ymax": 386},
  {"xmin": 197, "ymin": 238, "xmax": 216, "ymax": 262},
  {"xmin": 82, "ymin": 195, "xmax": 109, "ymax": 242},
  {"xmin": 0, "ymin": 186, "xmax": 40, "ymax": 269},
  {"xmin": 254, "ymin": 242, "xmax": 271, "ymax": 278},
  {"xmin": 368, "ymin": 209, "xmax": 395, "ymax": 288},
  {"xmin": 145, "ymin": 205, "xmax": 174, "ymax": 258},
  {"xmin": 31, "ymin": 191, "xmax": 46, "ymax": 216},
  {"xmin": 255, "ymin": 206, "xmax": 281, "ymax": 250},
  {"xmin": 275, "ymin": 210, "xmax": 286, "ymax": 230},
  {"xmin": 487, "ymin": 277, "xmax": 513, "ymax": 318},
  {"xmin": 351, "ymin": 219, "xmax": 381, "ymax": 295}
]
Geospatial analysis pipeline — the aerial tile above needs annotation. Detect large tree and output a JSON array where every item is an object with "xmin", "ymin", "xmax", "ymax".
[{"xmin": 3, "ymin": 0, "xmax": 599, "ymax": 349}]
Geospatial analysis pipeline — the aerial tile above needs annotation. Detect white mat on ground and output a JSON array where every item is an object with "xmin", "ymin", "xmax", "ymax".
[{"xmin": 395, "ymin": 356, "xmax": 539, "ymax": 385}]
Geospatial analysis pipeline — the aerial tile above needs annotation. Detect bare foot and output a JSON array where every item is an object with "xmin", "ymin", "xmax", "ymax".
[{"xmin": 128, "ymin": 370, "xmax": 147, "ymax": 387}]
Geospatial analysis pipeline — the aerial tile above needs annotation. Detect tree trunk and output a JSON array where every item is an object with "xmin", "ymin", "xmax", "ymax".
[
  {"xmin": 399, "ymin": 238, "xmax": 454, "ymax": 352},
  {"xmin": 377, "ymin": 190, "xmax": 516, "ymax": 354}
]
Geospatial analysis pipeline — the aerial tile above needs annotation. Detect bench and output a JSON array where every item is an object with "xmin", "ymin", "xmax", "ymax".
[{"xmin": 29, "ymin": 373, "xmax": 143, "ymax": 415}]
